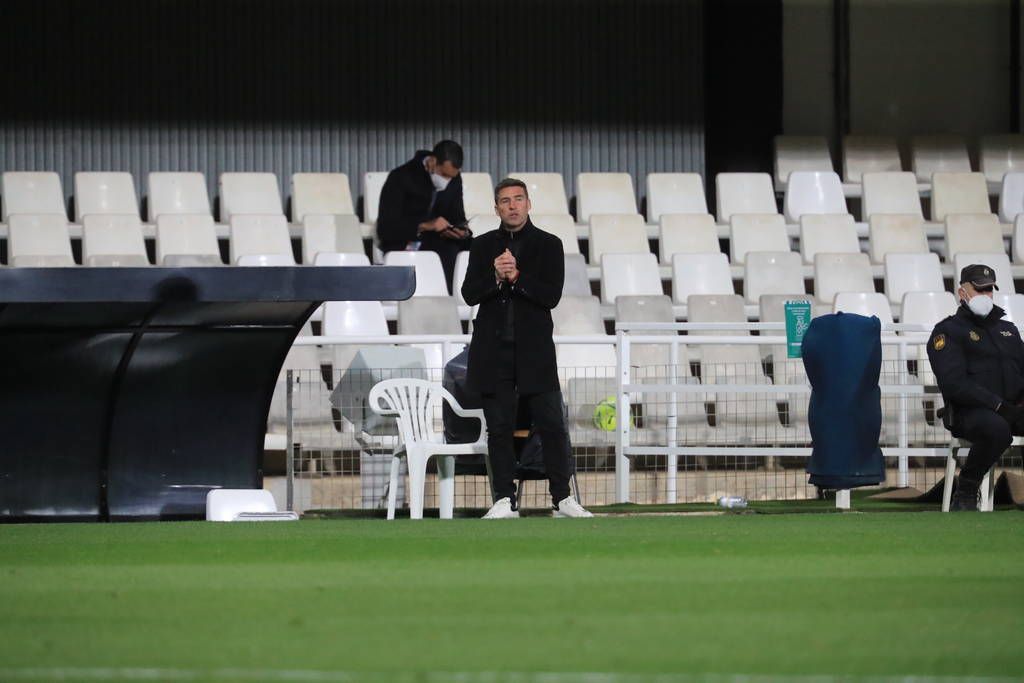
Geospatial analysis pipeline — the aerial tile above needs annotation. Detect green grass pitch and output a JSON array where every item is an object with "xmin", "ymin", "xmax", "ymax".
[{"xmin": 1, "ymin": 512, "xmax": 1022, "ymax": 682}]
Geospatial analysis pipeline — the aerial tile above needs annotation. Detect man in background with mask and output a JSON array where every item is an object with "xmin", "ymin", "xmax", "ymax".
[
  {"xmin": 376, "ymin": 139, "xmax": 469, "ymax": 291},
  {"xmin": 928, "ymin": 264, "xmax": 1024, "ymax": 510}
]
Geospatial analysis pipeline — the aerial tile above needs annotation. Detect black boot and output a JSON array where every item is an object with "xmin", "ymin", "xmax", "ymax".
[{"xmin": 951, "ymin": 476, "xmax": 980, "ymax": 512}]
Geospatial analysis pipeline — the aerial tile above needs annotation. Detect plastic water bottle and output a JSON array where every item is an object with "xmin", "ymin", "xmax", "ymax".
[{"xmin": 718, "ymin": 496, "xmax": 748, "ymax": 509}]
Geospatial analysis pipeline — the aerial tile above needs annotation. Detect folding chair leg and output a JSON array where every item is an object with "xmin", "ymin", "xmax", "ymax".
[
  {"xmin": 941, "ymin": 450, "xmax": 958, "ymax": 512},
  {"xmin": 387, "ymin": 456, "xmax": 401, "ymax": 521},
  {"xmin": 407, "ymin": 451, "xmax": 428, "ymax": 520},
  {"xmin": 980, "ymin": 468, "xmax": 994, "ymax": 512},
  {"xmin": 437, "ymin": 455, "xmax": 455, "ymax": 520}
]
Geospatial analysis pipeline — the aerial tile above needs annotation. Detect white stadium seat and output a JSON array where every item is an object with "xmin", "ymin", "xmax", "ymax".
[
  {"xmin": 219, "ymin": 173, "xmax": 284, "ymax": 222},
  {"xmin": 460, "ymin": 172, "xmax": 496, "ymax": 218},
  {"xmin": 533, "ymin": 214, "xmax": 580, "ymax": 255},
  {"xmin": 468, "ymin": 213, "xmax": 500, "ymax": 236},
  {"xmin": 507, "ymin": 172, "xmax": 570, "ymax": 215},
  {"xmin": 82, "ymin": 214, "xmax": 149, "ymax": 267},
  {"xmin": 645, "ymin": 173, "xmax": 707, "ymax": 223},
  {"xmin": 321, "ymin": 299, "xmax": 390, "ymax": 372},
  {"xmin": 931, "ymin": 172, "xmax": 991, "ymax": 222},
  {"xmin": 813, "ymin": 252, "xmax": 874, "ymax": 305},
  {"xmin": 743, "ymin": 251, "xmax": 805, "ymax": 304},
  {"xmin": 313, "ymin": 252, "xmax": 370, "ymax": 267},
  {"xmin": 362, "ymin": 172, "xmax": 389, "ymax": 224},
  {"xmin": 155, "ymin": 214, "xmax": 222, "ymax": 266},
  {"xmin": 229, "ymin": 214, "xmax": 295, "ymax": 265},
  {"xmin": 290, "ymin": 173, "xmax": 355, "ymax": 222},
  {"xmin": 833, "ymin": 291, "xmax": 893, "ymax": 323},
  {"xmin": 911, "ymin": 135, "xmax": 972, "ymax": 183},
  {"xmin": 74, "ymin": 172, "xmax": 140, "ymax": 222},
  {"xmin": 774, "ymin": 135, "xmax": 833, "ymax": 188},
  {"xmin": 452, "ymin": 250, "xmax": 471, "ymax": 306},
  {"xmin": 577, "ymin": 173, "xmax": 638, "ymax": 223},
  {"xmin": 147, "ymin": 172, "xmax": 212, "ymax": 221},
  {"xmin": 562, "ymin": 254, "xmax": 591, "ymax": 297},
  {"xmin": 1, "ymin": 171, "xmax": 67, "ymax": 220},
  {"xmin": 601, "ymin": 252, "xmax": 662, "ymax": 304},
  {"xmin": 861, "ymin": 172, "xmax": 924, "ymax": 220},
  {"xmin": 671, "ymin": 252, "xmax": 734, "ymax": 303},
  {"xmin": 868, "ymin": 214, "xmax": 929, "ymax": 265},
  {"xmin": 953, "ymin": 252, "xmax": 1015, "ymax": 294},
  {"xmin": 301, "ymin": 214, "xmax": 363, "ymax": 264},
  {"xmin": 782, "ymin": 171, "xmax": 848, "ymax": 223},
  {"xmin": 397, "ymin": 296, "xmax": 464, "ymax": 373},
  {"xmin": 7, "ymin": 214, "xmax": 75, "ymax": 267},
  {"xmin": 659, "ymin": 214, "xmax": 720, "ymax": 264},
  {"xmin": 980, "ymin": 134, "xmax": 1024, "ymax": 185},
  {"xmin": 716, "ymin": 173, "xmax": 778, "ymax": 223},
  {"xmin": 1014, "ymin": 216, "xmax": 1024, "ymax": 264},
  {"xmin": 588, "ymin": 213, "xmax": 649, "ymax": 263},
  {"xmin": 945, "ymin": 213, "xmax": 1003, "ymax": 262},
  {"xmin": 998, "ymin": 172, "xmax": 1024, "ymax": 224},
  {"xmin": 799, "ymin": 214, "xmax": 859, "ymax": 265},
  {"xmin": 383, "ymin": 250, "xmax": 449, "ymax": 297},
  {"xmin": 884, "ymin": 252, "xmax": 943, "ymax": 306},
  {"xmin": 729, "ymin": 213, "xmax": 790, "ymax": 265},
  {"xmin": 842, "ymin": 135, "xmax": 902, "ymax": 184}
]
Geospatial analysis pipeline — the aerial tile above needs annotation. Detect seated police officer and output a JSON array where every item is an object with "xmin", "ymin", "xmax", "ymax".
[{"xmin": 927, "ymin": 264, "xmax": 1024, "ymax": 510}]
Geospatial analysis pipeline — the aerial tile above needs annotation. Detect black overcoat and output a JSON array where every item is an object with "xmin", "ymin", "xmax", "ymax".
[{"xmin": 376, "ymin": 150, "xmax": 466, "ymax": 252}]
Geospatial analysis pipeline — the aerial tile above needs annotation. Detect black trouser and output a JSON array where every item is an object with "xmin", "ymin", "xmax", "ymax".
[
  {"xmin": 955, "ymin": 406, "xmax": 1020, "ymax": 487},
  {"xmin": 481, "ymin": 342, "xmax": 571, "ymax": 508}
]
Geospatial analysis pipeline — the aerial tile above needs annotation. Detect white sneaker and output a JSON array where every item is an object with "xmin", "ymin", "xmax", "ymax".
[
  {"xmin": 553, "ymin": 496, "xmax": 593, "ymax": 518},
  {"xmin": 482, "ymin": 497, "xmax": 520, "ymax": 519}
]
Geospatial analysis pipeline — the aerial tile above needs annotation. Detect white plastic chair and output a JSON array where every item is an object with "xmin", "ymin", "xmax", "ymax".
[
  {"xmin": 729, "ymin": 214, "xmax": 790, "ymax": 264},
  {"xmin": 147, "ymin": 172, "xmax": 212, "ymax": 221},
  {"xmin": 861, "ymin": 172, "xmax": 924, "ymax": 220},
  {"xmin": 715, "ymin": 173, "xmax": 778, "ymax": 223},
  {"xmin": 322, "ymin": 299, "xmax": 390, "ymax": 373},
  {"xmin": 842, "ymin": 135, "xmax": 902, "ymax": 184},
  {"xmin": 302, "ymin": 214, "xmax": 363, "ymax": 263},
  {"xmin": 833, "ymin": 292, "xmax": 894, "ymax": 323},
  {"xmin": 945, "ymin": 214, "xmax": 1003, "ymax": 262},
  {"xmin": 74, "ymin": 172, "xmax": 139, "ymax": 221},
  {"xmin": 744, "ymin": 251, "xmax": 805, "ymax": 304},
  {"xmin": 645, "ymin": 173, "xmax": 707, "ymax": 223},
  {"xmin": 368, "ymin": 378, "xmax": 487, "ymax": 520},
  {"xmin": 82, "ymin": 215, "xmax": 149, "ymax": 267},
  {"xmin": 911, "ymin": 135, "xmax": 972, "ymax": 183},
  {"xmin": 577, "ymin": 173, "xmax": 637, "ymax": 223},
  {"xmin": 1, "ymin": 171, "xmax": 67, "ymax": 221},
  {"xmin": 534, "ymin": 214, "xmax": 580, "ymax": 255},
  {"xmin": 783, "ymin": 171, "xmax": 848, "ymax": 223},
  {"xmin": 383, "ymin": 250, "xmax": 450, "ymax": 297},
  {"xmin": 868, "ymin": 214, "xmax": 929, "ymax": 264},
  {"xmin": 290, "ymin": 173, "xmax": 355, "ymax": 222},
  {"xmin": 799, "ymin": 214, "xmax": 859, "ymax": 265},
  {"xmin": 996, "ymin": 292, "xmax": 1024, "ymax": 335},
  {"xmin": 507, "ymin": 173, "xmax": 570, "ymax": 215},
  {"xmin": 931, "ymin": 173, "xmax": 991, "ymax": 222},
  {"xmin": 659, "ymin": 214, "xmax": 720, "ymax": 264},
  {"xmin": 998, "ymin": 172, "xmax": 1024, "ymax": 224},
  {"xmin": 362, "ymin": 172, "xmax": 389, "ymax": 224},
  {"xmin": 902, "ymin": 291, "xmax": 957, "ymax": 385},
  {"xmin": 774, "ymin": 135, "xmax": 834, "ymax": 188},
  {"xmin": 588, "ymin": 213, "xmax": 649, "ymax": 263},
  {"xmin": 953, "ymin": 252, "xmax": 1015, "ymax": 294},
  {"xmin": 884, "ymin": 253, "xmax": 943, "ymax": 306},
  {"xmin": 460, "ymin": 172, "xmax": 495, "ymax": 217},
  {"xmin": 219, "ymin": 173, "xmax": 284, "ymax": 222},
  {"xmin": 813, "ymin": 252, "xmax": 874, "ymax": 305},
  {"xmin": 452, "ymin": 251, "xmax": 471, "ymax": 306},
  {"xmin": 397, "ymin": 296, "xmax": 465, "ymax": 376},
  {"xmin": 1014, "ymin": 216, "xmax": 1024, "ymax": 264},
  {"xmin": 601, "ymin": 252, "xmax": 662, "ymax": 304},
  {"xmin": 980, "ymin": 134, "xmax": 1024, "ymax": 185},
  {"xmin": 468, "ymin": 214, "xmax": 500, "ymax": 237},
  {"xmin": 7, "ymin": 214, "xmax": 75, "ymax": 267},
  {"xmin": 230, "ymin": 214, "xmax": 295, "ymax": 264},
  {"xmin": 313, "ymin": 252, "xmax": 371, "ymax": 267},
  {"xmin": 156, "ymin": 214, "xmax": 222, "ymax": 266},
  {"xmin": 671, "ymin": 252, "xmax": 734, "ymax": 303},
  {"xmin": 236, "ymin": 254, "xmax": 293, "ymax": 267}
]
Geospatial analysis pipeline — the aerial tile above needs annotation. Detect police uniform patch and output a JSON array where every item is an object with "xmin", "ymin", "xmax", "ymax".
[
  {"xmin": 1002, "ymin": 330, "xmax": 1013, "ymax": 337},
  {"xmin": 933, "ymin": 334, "xmax": 946, "ymax": 351},
  {"xmin": 970, "ymin": 330, "xmax": 981, "ymax": 341}
]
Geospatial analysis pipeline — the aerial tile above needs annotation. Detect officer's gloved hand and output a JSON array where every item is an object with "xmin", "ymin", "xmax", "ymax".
[{"xmin": 995, "ymin": 402, "xmax": 1024, "ymax": 426}]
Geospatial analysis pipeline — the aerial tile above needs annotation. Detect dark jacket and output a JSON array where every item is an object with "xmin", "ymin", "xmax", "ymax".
[
  {"xmin": 927, "ymin": 303, "xmax": 1024, "ymax": 424},
  {"xmin": 376, "ymin": 150, "xmax": 466, "ymax": 252},
  {"xmin": 461, "ymin": 219, "xmax": 564, "ymax": 394}
]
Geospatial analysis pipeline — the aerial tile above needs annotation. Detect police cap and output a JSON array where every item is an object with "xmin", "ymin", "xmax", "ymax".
[{"xmin": 959, "ymin": 263, "xmax": 999, "ymax": 290}]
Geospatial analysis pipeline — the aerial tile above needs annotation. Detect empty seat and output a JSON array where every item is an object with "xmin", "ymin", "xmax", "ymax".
[
  {"xmin": 588, "ymin": 213, "xmax": 649, "ymax": 263},
  {"xmin": 903, "ymin": 290, "xmax": 959, "ymax": 386},
  {"xmin": 953, "ymin": 252, "xmax": 1015, "ymax": 294},
  {"xmin": 7, "ymin": 214, "xmax": 75, "ymax": 267},
  {"xmin": 229, "ymin": 214, "xmax": 295, "ymax": 264},
  {"xmin": 507, "ymin": 173, "xmax": 570, "ymax": 215},
  {"xmin": 236, "ymin": 254, "xmax": 294, "ymax": 267},
  {"xmin": 842, "ymin": 135, "xmax": 902, "ymax": 183},
  {"xmin": 945, "ymin": 213, "xmax": 1003, "ymax": 262},
  {"xmin": 911, "ymin": 135, "xmax": 972, "ymax": 183},
  {"xmin": 73, "ymin": 172, "xmax": 140, "ymax": 222},
  {"xmin": 290, "ymin": 173, "xmax": 355, "ymax": 222},
  {"xmin": 321, "ymin": 299, "xmax": 390, "ymax": 372},
  {"xmin": 774, "ymin": 135, "xmax": 834, "ymax": 188},
  {"xmin": 452, "ymin": 250, "xmax": 471, "ymax": 306},
  {"xmin": 998, "ymin": 172, "xmax": 1024, "ymax": 224},
  {"xmin": 82, "ymin": 214, "xmax": 149, "ymax": 267},
  {"xmin": 729, "ymin": 214, "xmax": 790, "ymax": 264},
  {"xmin": 799, "ymin": 214, "xmax": 859, "ymax": 265},
  {"xmin": 1014, "ymin": 216, "xmax": 1024, "ymax": 264},
  {"xmin": 562, "ymin": 254, "xmax": 591, "ymax": 297},
  {"xmin": 645, "ymin": 173, "xmax": 708, "ymax": 223},
  {"xmin": 833, "ymin": 291, "xmax": 893, "ymax": 322},
  {"xmin": 601, "ymin": 252, "xmax": 662, "ymax": 304},
  {"xmin": 744, "ymin": 251, "xmax": 805, "ymax": 304},
  {"xmin": 883, "ymin": 253, "xmax": 943, "ymax": 306},
  {"xmin": 996, "ymin": 292, "xmax": 1024, "ymax": 335},
  {"xmin": 534, "ymin": 214, "xmax": 580, "ymax": 254},
  {"xmin": 931, "ymin": 172, "xmax": 991, "ymax": 222},
  {"xmin": 383, "ymin": 250, "xmax": 449, "ymax": 297},
  {"xmin": 861, "ymin": 172, "xmax": 924, "ymax": 220},
  {"xmin": 468, "ymin": 213, "xmax": 500, "ymax": 236},
  {"xmin": 813, "ymin": 252, "xmax": 874, "ymax": 305},
  {"xmin": 301, "ymin": 214, "xmax": 364, "ymax": 263},
  {"xmin": 576, "ymin": 173, "xmax": 638, "ymax": 223},
  {"xmin": 1, "ymin": 171, "xmax": 67, "ymax": 220},
  {"xmin": 219, "ymin": 173, "xmax": 284, "ymax": 222},
  {"xmin": 397, "ymin": 296, "xmax": 464, "ymax": 374},
  {"xmin": 715, "ymin": 173, "xmax": 778, "ymax": 223},
  {"xmin": 782, "ymin": 171, "xmax": 848, "ymax": 223},
  {"xmin": 671, "ymin": 252, "xmax": 734, "ymax": 304},
  {"xmin": 313, "ymin": 252, "xmax": 371, "ymax": 267},
  {"xmin": 362, "ymin": 172, "xmax": 389, "ymax": 224},
  {"xmin": 552, "ymin": 295, "xmax": 616, "ymax": 373},
  {"xmin": 980, "ymin": 134, "xmax": 1024, "ymax": 185},
  {"xmin": 868, "ymin": 214, "xmax": 929, "ymax": 264},
  {"xmin": 659, "ymin": 214, "xmax": 720, "ymax": 264},
  {"xmin": 460, "ymin": 172, "xmax": 495, "ymax": 217},
  {"xmin": 155, "ymin": 214, "xmax": 222, "ymax": 266},
  {"xmin": 147, "ymin": 172, "xmax": 212, "ymax": 221}
]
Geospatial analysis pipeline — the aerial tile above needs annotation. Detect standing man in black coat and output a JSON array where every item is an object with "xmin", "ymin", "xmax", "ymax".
[
  {"xmin": 376, "ymin": 140, "xmax": 469, "ymax": 292},
  {"xmin": 461, "ymin": 178, "xmax": 592, "ymax": 519},
  {"xmin": 927, "ymin": 264, "xmax": 1024, "ymax": 510}
]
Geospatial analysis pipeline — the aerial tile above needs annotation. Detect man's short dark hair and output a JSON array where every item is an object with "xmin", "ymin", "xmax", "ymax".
[
  {"xmin": 432, "ymin": 140, "xmax": 463, "ymax": 169},
  {"xmin": 493, "ymin": 177, "xmax": 529, "ymax": 203}
]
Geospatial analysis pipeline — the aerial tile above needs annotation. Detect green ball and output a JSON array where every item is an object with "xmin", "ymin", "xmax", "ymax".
[{"xmin": 593, "ymin": 396, "xmax": 618, "ymax": 431}]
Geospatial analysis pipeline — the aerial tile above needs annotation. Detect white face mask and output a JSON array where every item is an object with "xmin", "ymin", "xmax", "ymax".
[
  {"xmin": 430, "ymin": 172, "xmax": 451, "ymax": 192},
  {"xmin": 965, "ymin": 293, "xmax": 995, "ymax": 318}
]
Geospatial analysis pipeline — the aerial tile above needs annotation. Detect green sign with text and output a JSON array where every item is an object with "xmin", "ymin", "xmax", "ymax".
[{"xmin": 784, "ymin": 300, "xmax": 812, "ymax": 358}]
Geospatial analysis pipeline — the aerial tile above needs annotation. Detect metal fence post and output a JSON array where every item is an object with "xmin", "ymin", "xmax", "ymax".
[
  {"xmin": 616, "ymin": 329, "xmax": 631, "ymax": 503},
  {"xmin": 286, "ymin": 369, "xmax": 294, "ymax": 512}
]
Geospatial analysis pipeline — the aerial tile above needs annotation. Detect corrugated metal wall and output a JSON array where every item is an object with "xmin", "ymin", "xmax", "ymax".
[{"xmin": 0, "ymin": 0, "xmax": 703, "ymax": 219}]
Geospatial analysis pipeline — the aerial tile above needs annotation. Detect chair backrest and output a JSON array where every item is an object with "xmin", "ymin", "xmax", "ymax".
[
  {"xmin": 368, "ymin": 378, "xmax": 450, "ymax": 445},
  {"xmin": 980, "ymin": 134, "xmax": 1024, "ymax": 185},
  {"xmin": 313, "ymin": 252, "xmax": 371, "ymax": 267},
  {"xmin": 883, "ymin": 252, "xmax": 943, "ymax": 305},
  {"xmin": 452, "ymin": 250, "xmax": 471, "ymax": 306},
  {"xmin": 744, "ymin": 251, "xmax": 805, "ymax": 304},
  {"xmin": 82, "ymin": 214, "xmax": 149, "ymax": 265},
  {"xmin": 552, "ymin": 294, "xmax": 605, "ymax": 335},
  {"xmin": 323, "ymin": 299, "xmax": 389, "ymax": 335},
  {"xmin": 686, "ymin": 293, "xmax": 747, "ymax": 335},
  {"xmin": 995, "ymin": 292, "xmax": 1024, "ymax": 334},
  {"xmin": 507, "ymin": 172, "xmax": 570, "ymax": 215},
  {"xmin": 911, "ymin": 135, "xmax": 972, "ymax": 183},
  {"xmin": 290, "ymin": 173, "xmax": 355, "ymax": 222},
  {"xmin": 901, "ymin": 291, "xmax": 957, "ymax": 339},
  {"xmin": 774, "ymin": 135, "xmax": 833, "ymax": 187},
  {"xmin": 534, "ymin": 214, "xmax": 580, "ymax": 254},
  {"xmin": 562, "ymin": 253, "xmax": 591, "ymax": 297},
  {"xmin": 460, "ymin": 172, "xmax": 495, "ymax": 217},
  {"xmin": 799, "ymin": 214, "xmax": 859, "ymax": 265},
  {"xmin": 219, "ymin": 173, "xmax": 283, "ymax": 222},
  {"xmin": 729, "ymin": 214, "xmax": 790, "ymax": 264},
  {"xmin": 147, "ymin": 172, "xmax": 211, "ymax": 221},
  {"xmin": 953, "ymin": 252, "xmax": 1015, "ymax": 294},
  {"xmin": 301, "ymin": 214, "xmax": 363, "ymax": 263},
  {"xmin": 715, "ymin": 173, "xmax": 778, "ymax": 223},
  {"xmin": 229, "ymin": 214, "xmax": 295, "ymax": 264},
  {"xmin": 577, "ymin": 173, "xmax": 637, "ymax": 222},
  {"xmin": 155, "ymin": 214, "xmax": 221, "ymax": 265},
  {"xmin": 615, "ymin": 294, "xmax": 677, "ymax": 367},
  {"xmin": 842, "ymin": 135, "xmax": 902, "ymax": 183},
  {"xmin": 758, "ymin": 293, "xmax": 815, "ymax": 323},
  {"xmin": 813, "ymin": 252, "xmax": 874, "ymax": 304},
  {"xmin": 945, "ymin": 213, "xmax": 1003, "ymax": 262},
  {"xmin": 868, "ymin": 214, "xmax": 928, "ymax": 264},
  {"xmin": 7, "ymin": 214, "xmax": 75, "ymax": 266},
  {"xmin": 74, "ymin": 172, "xmax": 139, "ymax": 221},
  {"xmin": 931, "ymin": 172, "xmax": 990, "ymax": 221},
  {"xmin": 468, "ymin": 213, "xmax": 500, "ymax": 236},
  {"xmin": 833, "ymin": 291, "xmax": 894, "ymax": 324},
  {"xmin": 1014, "ymin": 215, "xmax": 1024, "ymax": 264},
  {"xmin": 999, "ymin": 172, "xmax": 1024, "ymax": 224},
  {"xmin": 362, "ymin": 171, "xmax": 389, "ymax": 224},
  {"xmin": 645, "ymin": 173, "xmax": 707, "ymax": 222},
  {"xmin": 383, "ymin": 250, "xmax": 449, "ymax": 297},
  {"xmin": 600, "ymin": 252, "xmax": 662, "ymax": 304},
  {"xmin": 236, "ymin": 253, "xmax": 294, "ymax": 267},
  {"xmin": 1, "ymin": 171, "xmax": 66, "ymax": 220},
  {"xmin": 861, "ymin": 172, "xmax": 923, "ymax": 220},
  {"xmin": 588, "ymin": 213, "xmax": 649, "ymax": 263},
  {"xmin": 783, "ymin": 171, "xmax": 848, "ymax": 222},
  {"xmin": 397, "ymin": 296, "xmax": 461, "ymax": 334},
  {"xmin": 659, "ymin": 214, "xmax": 719, "ymax": 264},
  {"xmin": 671, "ymin": 252, "xmax": 734, "ymax": 303}
]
